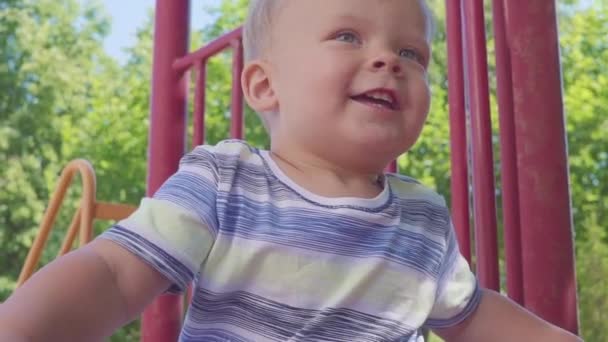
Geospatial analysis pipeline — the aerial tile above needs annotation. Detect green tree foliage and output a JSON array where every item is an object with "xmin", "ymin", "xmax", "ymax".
[
  {"xmin": 197, "ymin": 0, "xmax": 268, "ymax": 147},
  {"xmin": 0, "ymin": 0, "xmax": 605, "ymax": 341},
  {"xmin": 0, "ymin": 0, "xmax": 111, "ymax": 298},
  {"xmin": 559, "ymin": 3, "xmax": 608, "ymax": 339}
]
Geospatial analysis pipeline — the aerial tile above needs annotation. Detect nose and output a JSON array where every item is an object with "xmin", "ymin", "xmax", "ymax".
[{"xmin": 369, "ymin": 52, "xmax": 403, "ymax": 76}]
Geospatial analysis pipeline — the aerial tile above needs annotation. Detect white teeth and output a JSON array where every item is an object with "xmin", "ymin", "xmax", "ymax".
[{"xmin": 366, "ymin": 91, "xmax": 394, "ymax": 104}]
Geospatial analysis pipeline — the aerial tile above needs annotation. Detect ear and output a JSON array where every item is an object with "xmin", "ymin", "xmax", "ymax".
[{"xmin": 241, "ymin": 60, "xmax": 278, "ymax": 114}]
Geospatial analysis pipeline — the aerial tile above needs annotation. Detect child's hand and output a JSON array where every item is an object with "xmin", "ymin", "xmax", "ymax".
[{"xmin": 434, "ymin": 289, "xmax": 582, "ymax": 342}]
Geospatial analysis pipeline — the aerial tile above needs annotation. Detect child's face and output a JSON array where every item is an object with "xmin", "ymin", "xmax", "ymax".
[{"xmin": 267, "ymin": 0, "xmax": 431, "ymax": 171}]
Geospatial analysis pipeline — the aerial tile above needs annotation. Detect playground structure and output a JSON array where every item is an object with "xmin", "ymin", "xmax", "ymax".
[
  {"xmin": 16, "ymin": 160, "xmax": 136, "ymax": 286},
  {"xmin": 18, "ymin": 0, "xmax": 579, "ymax": 341}
]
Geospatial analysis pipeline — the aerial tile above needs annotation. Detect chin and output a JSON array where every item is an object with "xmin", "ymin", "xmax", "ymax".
[
  {"xmin": 354, "ymin": 135, "xmax": 408, "ymax": 155},
  {"xmin": 338, "ymin": 140, "xmax": 405, "ymax": 171}
]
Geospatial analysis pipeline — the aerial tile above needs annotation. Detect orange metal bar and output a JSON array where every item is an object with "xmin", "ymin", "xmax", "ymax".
[
  {"xmin": 57, "ymin": 203, "xmax": 135, "ymax": 257},
  {"xmin": 17, "ymin": 159, "xmax": 96, "ymax": 286},
  {"xmin": 58, "ymin": 207, "xmax": 83, "ymax": 256},
  {"xmin": 94, "ymin": 202, "xmax": 137, "ymax": 221},
  {"xmin": 17, "ymin": 160, "xmax": 138, "ymax": 287}
]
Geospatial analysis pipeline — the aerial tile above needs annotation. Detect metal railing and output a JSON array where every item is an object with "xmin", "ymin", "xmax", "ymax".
[
  {"xmin": 446, "ymin": 0, "xmax": 577, "ymax": 332},
  {"xmin": 174, "ymin": 27, "xmax": 244, "ymax": 148},
  {"xmin": 17, "ymin": 159, "xmax": 136, "ymax": 286}
]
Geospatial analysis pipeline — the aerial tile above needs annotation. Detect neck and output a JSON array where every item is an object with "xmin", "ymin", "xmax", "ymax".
[{"xmin": 270, "ymin": 143, "xmax": 384, "ymax": 199}]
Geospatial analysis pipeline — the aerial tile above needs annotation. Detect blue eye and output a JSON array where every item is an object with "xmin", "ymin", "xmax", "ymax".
[
  {"xmin": 335, "ymin": 32, "xmax": 360, "ymax": 44},
  {"xmin": 399, "ymin": 48, "xmax": 423, "ymax": 63}
]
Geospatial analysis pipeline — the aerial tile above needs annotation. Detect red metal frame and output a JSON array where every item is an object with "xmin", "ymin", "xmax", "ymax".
[
  {"xmin": 230, "ymin": 39, "xmax": 244, "ymax": 139},
  {"xmin": 192, "ymin": 61, "xmax": 207, "ymax": 147},
  {"xmin": 491, "ymin": 0, "xmax": 524, "ymax": 305},
  {"xmin": 462, "ymin": 0, "xmax": 500, "ymax": 291},
  {"xmin": 174, "ymin": 26, "xmax": 245, "ymax": 144},
  {"xmin": 144, "ymin": 3, "xmax": 244, "ymax": 341},
  {"xmin": 143, "ymin": 0, "xmax": 190, "ymax": 341},
  {"xmin": 445, "ymin": 0, "xmax": 578, "ymax": 334},
  {"xmin": 144, "ymin": 0, "xmax": 579, "ymax": 339},
  {"xmin": 445, "ymin": 0, "xmax": 472, "ymax": 264},
  {"xmin": 502, "ymin": 1, "xmax": 578, "ymax": 333}
]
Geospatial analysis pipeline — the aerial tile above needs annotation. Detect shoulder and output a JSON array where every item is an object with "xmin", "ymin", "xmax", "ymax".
[
  {"xmin": 189, "ymin": 139, "xmax": 258, "ymax": 158},
  {"xmin": 386, "ymin": 173, "xmax": 452, "ymax": 238},
  {"xmin": 184, "ymin": 139, "xmax": 263, "ymax": 168},
  {"xmin": 386, "ymin": 173, "xmax": 447, "ymax": 207}
]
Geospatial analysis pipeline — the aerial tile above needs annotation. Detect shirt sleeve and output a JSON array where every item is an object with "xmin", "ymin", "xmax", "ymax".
[
  {"xmin": 99, "ymin": 145, "xmax": 220, "ymax": 294},
  {"xmin": 424, "ymin": 219, "xmax": 482, "ymax": 329}
]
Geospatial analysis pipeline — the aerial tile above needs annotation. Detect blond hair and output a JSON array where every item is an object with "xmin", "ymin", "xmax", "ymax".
[
  {"xmin": 243, "ymin": 0, "xmax": 282, "ymax": 62},
  {"xmin": 243, "ymin": 0, "xmax": 436, "ymax": 62}
]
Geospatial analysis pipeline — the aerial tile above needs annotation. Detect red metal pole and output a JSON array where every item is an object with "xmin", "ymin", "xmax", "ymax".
[
  {"xmin": 491, "ymin": 0, "xmax": 524, "ymax": 305},
  {"xmin": 445, "ymin": 0, "xmax": 472, "ymax": 263},
  {"xmin": 462, "ymin": 0, "xmax": 500, "ymax": 290},
  {"xmin": 193, "ymin": 60, "xmax": 207, "ymax": 147},
  {"xmin": 143, "ymin": 0, "xmax": 190, "ymax": 341},
  {"xmin": 173, "ymin": 27, "xmax": 243, "ymax": 72},
  {"xmin": 503, "ymin": 1, "xmax": 579, "ymax": 333},
  {"xmin": 385, "ymin": 160, "xmax": 397, "ymax": 174},
  {"xmin": 230, "ymin": 39, "xmax": 244, "ymax": 139}
]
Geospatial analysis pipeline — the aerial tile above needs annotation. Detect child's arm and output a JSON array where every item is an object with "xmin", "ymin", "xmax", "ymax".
[
  {"xmin": 433, "ymin": 288, "xmax": 582, "ymax": 342},
  {"xmin": 0, "ymin": 239, "xmax": 171, "ymax": 341}
]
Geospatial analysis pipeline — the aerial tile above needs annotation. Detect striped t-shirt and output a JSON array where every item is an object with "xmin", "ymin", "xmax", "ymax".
[{"xmin": 101, "ymin": 140, "xmax": 480, "ymax": 342}]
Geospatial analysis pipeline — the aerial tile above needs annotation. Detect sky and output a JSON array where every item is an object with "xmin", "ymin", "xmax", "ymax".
[
  {"xmin": 92, "ymin": 0, "xmax": 221, "ymax": 63},
  {"xmin": 95, "ymin": 0, "xmax": 596, "ymax": 63}
]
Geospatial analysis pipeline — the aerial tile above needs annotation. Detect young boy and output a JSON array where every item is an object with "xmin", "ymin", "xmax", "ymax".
[{"xmin": 0, "ymin": 0, "xmax": 583, "ymax": 341}]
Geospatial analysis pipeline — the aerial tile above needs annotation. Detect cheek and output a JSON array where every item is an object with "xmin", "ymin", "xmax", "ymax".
[
  {"xmin": 301, "ymin": 51, "xmax": 355, "ymax": 87},
  {"xmin": 402, "ymin": 80, "xmax": 430, "ymax": 136},
  {"xmin": 287, "ymin": 68, "xmax": 352, "ymax": 116},
  {"xmin": 411, "ymin": 78, "xmax": 431, "ymax": 113}
]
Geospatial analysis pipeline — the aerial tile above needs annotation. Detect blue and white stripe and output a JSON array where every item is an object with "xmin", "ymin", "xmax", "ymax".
[{"xmin": 99, "ymin": 139, "xmax": 480, "ymax": 341}]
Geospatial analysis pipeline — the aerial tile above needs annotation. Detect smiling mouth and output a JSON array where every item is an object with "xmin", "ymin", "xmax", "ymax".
[{"xmin": 350, "ymin": 89, "xmax": 400, "ymax": 111}]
